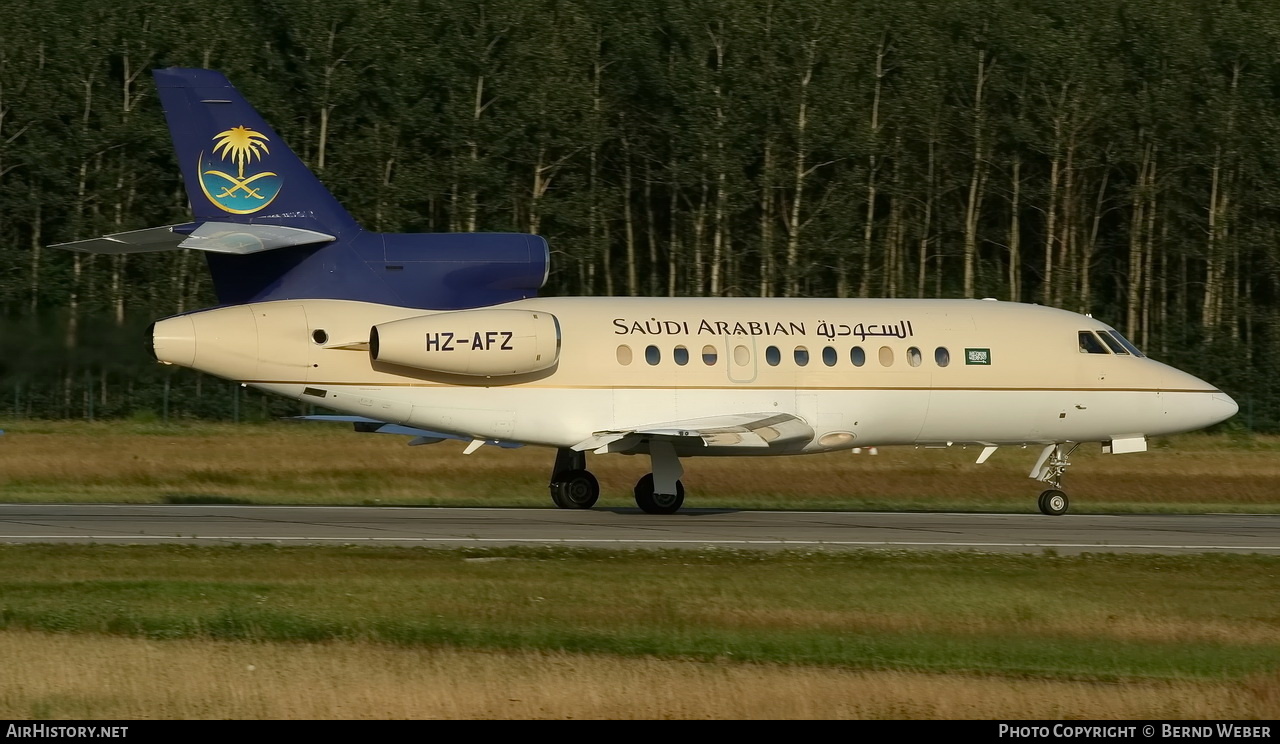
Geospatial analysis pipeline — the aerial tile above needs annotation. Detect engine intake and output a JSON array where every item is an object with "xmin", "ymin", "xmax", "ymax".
[{"xmin": 370, "ymin": 309, "xmax": 559, "ymax": 377}]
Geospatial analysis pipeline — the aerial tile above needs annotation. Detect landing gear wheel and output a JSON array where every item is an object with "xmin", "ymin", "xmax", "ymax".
[
  {"xmin": 1037, "ymin": 489, "xmax": 1069, "ymax": 516},
  {"xmin": 550, "ymin": 469, "xmax": 600, "ymax": 509},
  {"xmin": 633, "ymin": 473, "xmax": 685, "ymax": 515}
]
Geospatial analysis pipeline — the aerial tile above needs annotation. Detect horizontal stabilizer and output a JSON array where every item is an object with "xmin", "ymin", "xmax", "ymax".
[
  {"xmin": 573, "ymin": 412, "xmax": 813, "ymax": 452},
  {"xmin": 178, "ymin": 222, "xmax": 335, "ymax": 254},
  {"xmin": 290, "ymin": 415, "xmax": 523, "ymax": 449},
  {"xmin": 53, "ymin": 222, "xmax": 334, "ymax": 256},
  {"xmin": 52, "ymin": 225, "xmax": 189, "ymax": 254}
]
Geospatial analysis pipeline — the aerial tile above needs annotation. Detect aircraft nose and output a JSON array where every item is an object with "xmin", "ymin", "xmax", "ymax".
[
  {"xmin": 1153, "ymin": 364, "xmax": 1239, "ymax": 433},
  {"xmin": 1211, "ymin": 391, "xmax": 1239, "ymax": 424},
  {"xmin": 1172, "ymin": 384, "xmax": 1238, "ymax": 432},
  {"xmin": 151, "ymin": 315, "xmax": 196, "ymax": 367}
]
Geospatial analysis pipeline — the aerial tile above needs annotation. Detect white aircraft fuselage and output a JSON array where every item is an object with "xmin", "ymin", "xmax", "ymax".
[{"xmin": 150, "ymin": 295, "xmax": 1236, "ymax": 514}]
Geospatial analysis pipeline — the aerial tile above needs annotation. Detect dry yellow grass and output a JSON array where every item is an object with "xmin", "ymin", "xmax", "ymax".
[
  {"xmin": 0, "ymin": 630, "xmax": 1273, "ymax": 720},
  {"xmin": 0, "ymin": 421, "xmax": 1276, "ymax": 509},
  {"xmin": 683, "ymin": 608, "xmax": 1280, "ymax": 647}
]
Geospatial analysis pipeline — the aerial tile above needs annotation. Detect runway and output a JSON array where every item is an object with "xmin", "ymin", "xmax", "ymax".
[{"xmin": 0, "ymin": 504, "xmax": 1276, "ymax": 554}]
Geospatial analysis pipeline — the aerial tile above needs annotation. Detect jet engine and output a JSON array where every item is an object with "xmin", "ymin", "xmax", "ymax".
[{"xmin": 369, "ymin": 309, "xmax": 559, "ymax": 377}]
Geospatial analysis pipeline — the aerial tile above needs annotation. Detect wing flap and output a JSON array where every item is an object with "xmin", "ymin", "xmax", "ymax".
[
  {"xmin": 290, "ymin": 415, "xmax": 522, "ymax": 449},
  {"xmin": 573, "ymin": 412, "xmax": 813, "ymax": 452}
]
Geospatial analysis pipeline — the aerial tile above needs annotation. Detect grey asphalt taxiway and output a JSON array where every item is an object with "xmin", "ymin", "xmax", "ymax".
[{"xmin": 0, "ymin": 504, "xmax": 1276, "ymax": 554}]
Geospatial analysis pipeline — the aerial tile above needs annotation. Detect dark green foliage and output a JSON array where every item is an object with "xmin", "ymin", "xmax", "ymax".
[{"xmin": 3, "ymin": 0, "xmax": 1280, "ymax": 425}]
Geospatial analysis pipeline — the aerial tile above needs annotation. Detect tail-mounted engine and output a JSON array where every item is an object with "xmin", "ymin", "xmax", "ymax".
[{"xmin": 369, "ymin": 309, "xmax": 560, "ymax": 377}]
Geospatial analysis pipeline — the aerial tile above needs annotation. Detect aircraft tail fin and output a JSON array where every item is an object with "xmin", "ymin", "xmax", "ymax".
[
  {"xmin": 152, "ymin": 67, "xmax": 360, "ymax": 237},
  {"xmin": 54, "ymin": 68, "xmax": 550, "ymax": 311}
]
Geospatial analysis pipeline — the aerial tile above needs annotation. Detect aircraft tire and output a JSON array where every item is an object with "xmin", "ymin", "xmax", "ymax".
[
  {"xmin": 1037, "ymin": 489, "xmax": 1069, "ymax": 516},
  {"xmin": 550, "ymin": 469, "xmax": 600, "ymax": 509},
  {"xmin": 634, "ymin": 473, "xmax": 685, "ymax": 515}
]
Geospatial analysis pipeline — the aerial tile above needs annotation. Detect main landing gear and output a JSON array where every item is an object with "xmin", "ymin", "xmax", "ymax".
[
  {"xmin": 632, "ymin": 439, "xmax": 685, "ymax": 514},
  {"xmin": 548, "ymin": 448, "xmax": 599, "ymax": 509},
  {"xmin": 1031, "ymin": 443, "xmax": 1077, "ymax": 516},
  {"xmin": 547, "ymin": 440, "xmax": 688, "ymax": 514}
]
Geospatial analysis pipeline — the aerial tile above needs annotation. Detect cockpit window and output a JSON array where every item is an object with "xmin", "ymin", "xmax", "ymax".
[
  {"xmin": 1095, "ymin": 331, "xmax": 1129, "ymax": 355},
  {"xmin": 1102, "ymin": 330, "xmax": 1146, "ymax": 358},
  {"xmin": 1078, "ymin": 331, "xmax": 1108, "ymax": 354}
]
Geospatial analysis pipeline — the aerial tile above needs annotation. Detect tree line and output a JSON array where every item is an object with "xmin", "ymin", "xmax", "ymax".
[{"xmin": 1, "ymin": 0, "xmax": 1278, "ymax": 429}]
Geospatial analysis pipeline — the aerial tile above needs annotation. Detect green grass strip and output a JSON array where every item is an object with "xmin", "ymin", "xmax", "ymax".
[{"xmin": 0, "ymin": 544, "xmax": 1275, "ymax": 682}]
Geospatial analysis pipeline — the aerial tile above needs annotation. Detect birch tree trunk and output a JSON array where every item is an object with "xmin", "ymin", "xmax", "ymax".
[
  {"xmin": 1080, "ymin": 164, "xmax": 1108, "ymax": 314},
  {"xmin": 709, "ymin": 22, "xmax": 726, "ymax": 296},
  {"xmin": 784, "ymin": 40, "xmax": 816, "ymax": 298},
  {"xmin": 759, "ymin": 137, "xmax": 775, "ymax": 297},
  {"xmin": 1041, "ymin": 91, "xmax": 1064, "ymax": 305},
  {"xmin": 856, "ymin": 34, "xmax": 887, "ymax": 298},
  {"xmin": 622, "ymin": 136, "xmax": 637, "ymax": 296},
  {"xmin": 467, "ymin": 73, "xmax": 485, "ymax": 232},
  {"xmin": 963, "ymin": 47, "xmax": 992, "ymax": 298},
  {"xmin": 1126, "ymin": 141, "xmax": 1153, "ymax": 337},
  {"xmin": 1007, "ymin": 155, "xmax": 1021, "ymax": 301},
  {"xmin": 917, "ymin": 139, "xmax": 935, "ymax": 299}
]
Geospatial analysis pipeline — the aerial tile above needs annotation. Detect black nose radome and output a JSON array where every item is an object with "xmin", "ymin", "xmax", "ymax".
[{"xmin": 144, "ymin": 322, "xmax": 157, "ymax": 361}]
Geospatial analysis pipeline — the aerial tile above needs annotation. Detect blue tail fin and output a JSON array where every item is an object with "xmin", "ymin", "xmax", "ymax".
[
  {"xmin": 153, "ymin": 68, "xmax": 360, "ymax": 238},
  {"xmin": 139, "ymin": 67, "xmax": 549, "ymax": 311}
]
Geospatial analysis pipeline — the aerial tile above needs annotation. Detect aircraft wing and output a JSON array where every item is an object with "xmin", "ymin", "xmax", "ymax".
[
  {"xmin": 572, "ymin": 412, "xmax": 813, "ymax": 453},
  {"xmin": 290, "ymin": 415, "xmax": 523, "ymax": 449},
  {"xmin": 53, "ymin": 222, "xmax": 334, "ymax": 255}
]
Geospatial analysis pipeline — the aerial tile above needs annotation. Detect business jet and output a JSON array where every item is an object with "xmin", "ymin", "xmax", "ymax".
[{"xmin": 55, "ymin": 68, "xmax": 1238, "ymax": 515}]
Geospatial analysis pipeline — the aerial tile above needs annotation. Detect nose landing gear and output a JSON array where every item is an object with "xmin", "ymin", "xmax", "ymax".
[
  {"xmin": 1031, "ymin": 443, "xmax": 1077, "ymax": 516},
  {"xmin": 1037, "ymin": 488, "xmax": 1069, "ymax": 516}
]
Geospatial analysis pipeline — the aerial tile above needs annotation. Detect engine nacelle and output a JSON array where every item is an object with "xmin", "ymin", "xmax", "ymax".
[{"xmin": 370, "ymin": 309, "xmax": 559, "ymax": 377}]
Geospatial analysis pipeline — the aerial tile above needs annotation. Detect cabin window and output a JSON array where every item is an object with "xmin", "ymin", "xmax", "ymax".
[
  {"xmin": 702, "ymin": 345, "xmax": 718, "ymax": 365},
  {"xmin": 794, "ymin": 346, "xmax": 809, "ymax": 366},
  {"xmin": 1078, "ymin": 331, "xmax": 1108, "ymax": 354},
  {"xmin": 311, "ymin": 329, "xmax": 329, "ymax": 345},
  {"xmin": 765, "ymin": 346, "xmax": 781, "ymax": 366},
  {"xmin": 935, "ymin": 347, "xmax": 950, "ymax": 367},
  {"xmin": 907, "ymin": 347, "xmax": 922, "ymax": 367},
  {"xmin": 734, "ymin": 345, "xmax": 750, "ymax": 366},
  {"xmin": 851, "ymin": 346, "xmax": 866, "ymax": 367},
  {"xmin": 645, "ymin": 345, "xmax": 661, "ymax": 365},
  {"xmin": 616, "ymin": 345, "xmax": 633, "ymax": 365},
  {"xmin": 822, "ymin": 346, "xmax": 837, "ymax": 367},
  {"xmin": 1103, "ymin": 330, "xmax": 1146, "ymax": 357},
  {"xmin": 879, "ymin": 346, "xmax": 894, "ymax": 367},
  {"xmin": 1096, "ymin": 332, "xmax": 1129, "ymax": 355},
  {"xmin": 674, "ymin": 345, "xmax": 689, "ymax": 366}
]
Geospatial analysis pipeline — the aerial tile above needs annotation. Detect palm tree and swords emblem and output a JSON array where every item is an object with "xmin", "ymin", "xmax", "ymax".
[{"xmin": 198, "ymin": 125, "xmax": 283, "ymax": 214}]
